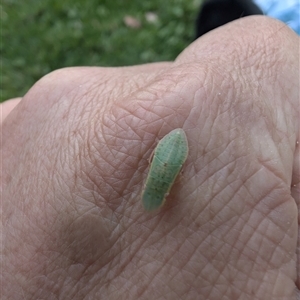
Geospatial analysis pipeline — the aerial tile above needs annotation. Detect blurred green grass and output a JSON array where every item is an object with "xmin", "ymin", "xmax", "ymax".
[{"xmin": 1, "ymin": 0, "xmax": 202, "ymax": 102}]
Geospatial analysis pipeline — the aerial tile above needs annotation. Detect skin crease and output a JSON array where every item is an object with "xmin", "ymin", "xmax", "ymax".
[{"xmin": 1, "ymin": 16, "xmax": 300, "ymax": 299}]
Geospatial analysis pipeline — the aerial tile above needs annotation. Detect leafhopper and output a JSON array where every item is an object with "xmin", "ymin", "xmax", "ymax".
[{"xmin": 142, "ymin": 128, "xmax": 189, "ymax": 211}]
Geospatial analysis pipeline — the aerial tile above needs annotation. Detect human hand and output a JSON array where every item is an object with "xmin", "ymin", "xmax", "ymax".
[{"xmin": 2, "ymin": 16, "xmax": 299, "ymax": 299}]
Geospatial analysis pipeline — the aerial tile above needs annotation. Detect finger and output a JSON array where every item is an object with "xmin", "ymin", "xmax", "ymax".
[{"xmin": 0, "ymin": 98, "xmax": 22, "ymax": 124}]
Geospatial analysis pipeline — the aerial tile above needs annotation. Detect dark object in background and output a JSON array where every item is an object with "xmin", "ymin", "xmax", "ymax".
[{"xmin": 195, "ymin": 0, "xmax": 263, "ymax": 38}]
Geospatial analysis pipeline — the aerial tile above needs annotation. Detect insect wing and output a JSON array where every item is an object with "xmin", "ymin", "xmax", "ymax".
[{"xmin": 142, "ymin": 129, "xmax": 188, "ymax": 211}]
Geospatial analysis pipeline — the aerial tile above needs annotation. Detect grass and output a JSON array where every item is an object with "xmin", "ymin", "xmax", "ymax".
[{"xmin": 1, "ymin": 0, "xmax": 202, "ymax": 102}]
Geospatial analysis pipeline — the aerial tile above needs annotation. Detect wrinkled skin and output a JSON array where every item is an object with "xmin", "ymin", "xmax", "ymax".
[{"xmin": 1, "ymin": 17, "xmax": 300, "ymax": 299}]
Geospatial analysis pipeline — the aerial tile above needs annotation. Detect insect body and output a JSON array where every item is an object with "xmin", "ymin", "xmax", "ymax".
[{"xmin": 142, "ymin": 128, "xmax": 189, "ymax": 211}]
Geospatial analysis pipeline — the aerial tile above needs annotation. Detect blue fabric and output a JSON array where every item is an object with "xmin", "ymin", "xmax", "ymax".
[{"xmin": 254, "ymin": 0, "xmax": 300, "ymax": 34}]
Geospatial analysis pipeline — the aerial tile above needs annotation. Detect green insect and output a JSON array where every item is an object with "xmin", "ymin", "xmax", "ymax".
[{"xmin": 142, "ymin": 128, "xmax": 189, "ymax": 211}]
